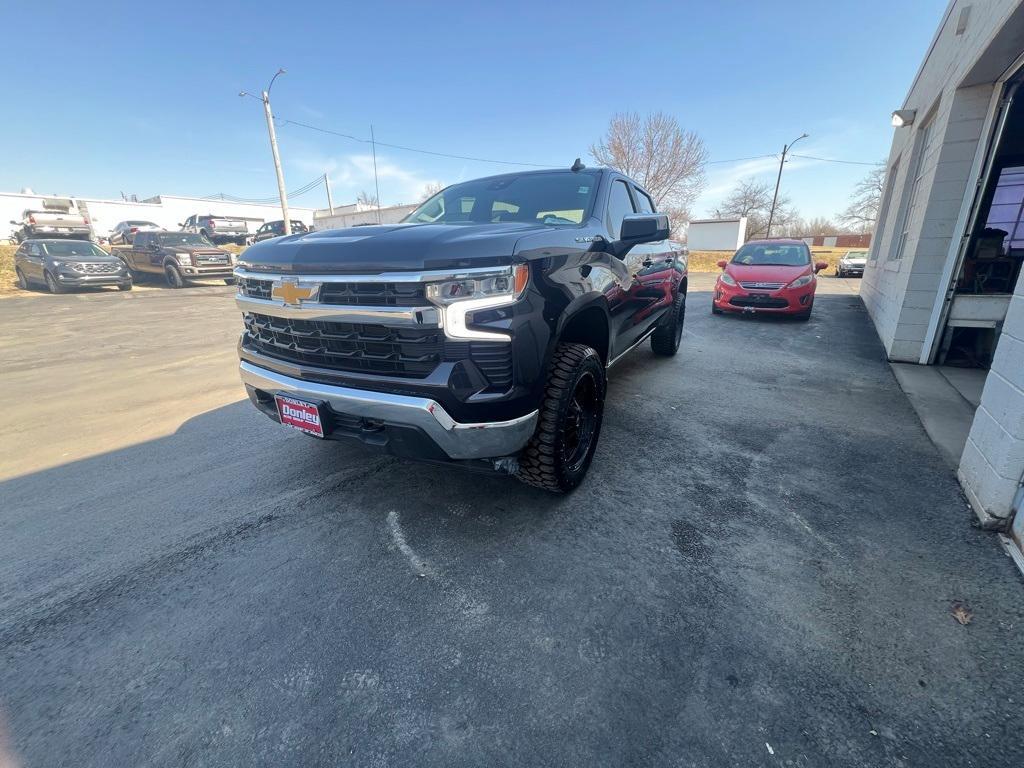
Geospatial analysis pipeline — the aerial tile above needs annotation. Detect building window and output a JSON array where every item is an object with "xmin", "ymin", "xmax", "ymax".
[
  {"xmin": 891, "ymin": 116, "xmax": 936, "ymax": 260},
  {"xmin": 871, "ymin": 155, "xmax": 901, "ymax": 261}
]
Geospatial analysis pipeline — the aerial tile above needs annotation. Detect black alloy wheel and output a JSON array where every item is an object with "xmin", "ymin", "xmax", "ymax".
[{"xmin": 562, "ymin": 371, "xmax": 599, "ymax": 476}]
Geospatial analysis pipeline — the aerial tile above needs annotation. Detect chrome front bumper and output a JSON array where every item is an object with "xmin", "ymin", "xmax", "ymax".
[{"xmin": 239, "ymin": 361, "xmax": 537, "ymax": 460}]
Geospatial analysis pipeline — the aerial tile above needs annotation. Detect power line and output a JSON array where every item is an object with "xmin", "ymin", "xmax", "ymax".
[
  {"xmin": 276, "ymin": 117, "xmax": 554, "ymax": 167},
  {"xmin": 201, "ymin": 174, "xmax": 324, "ymax": 204},
  {"xmin": 706, "ymin": 154, "xmax": 778, "ymax": 165},
  {"xmin": 790, "ymin": 153, "xmax": 883, "ymax": 166},
  {"xmin": 274, "ymin": 117, "xmax": 884, "ymax": 169}
]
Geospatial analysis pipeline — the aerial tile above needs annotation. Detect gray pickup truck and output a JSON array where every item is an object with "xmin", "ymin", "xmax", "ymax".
[
  {"xmin": 10, "ymin": 200, "xmax": 92, "ymax": 242},
  {"xmin": 181, "ymin": 214, "xmax": 249, "ymax": 245},
  {"xmin": 113, "ymin": 231, "xmax": 236, "ymax": 287}
]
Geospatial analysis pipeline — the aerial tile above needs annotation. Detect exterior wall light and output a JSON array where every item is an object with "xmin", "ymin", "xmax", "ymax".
[{"xmin": 892, "ymin": 109, "xmax": 917, "ymax": 127}]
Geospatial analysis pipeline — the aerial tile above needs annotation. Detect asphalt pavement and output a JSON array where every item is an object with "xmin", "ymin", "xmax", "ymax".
[{"xmin": 1, "ymin": 275, "xmax": 1022, "ymax": 767}]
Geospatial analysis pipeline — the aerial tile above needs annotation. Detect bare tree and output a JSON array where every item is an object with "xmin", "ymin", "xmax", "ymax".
[
  {"xmin": 801, "ymin": 216, "xmax": 840, "ymax": 237},
  {"xmin": 419, "ymin": 182, "xmax": 444, "ymax": 202},
  {"xmin": 357, "ymin": 190, "xmax": 379, "ymax": 208},
  {"xmin": 839, "ymin": 165, "xmax": 885, "ymax": 233},
  {"xmin": 590, "ymin": 112, "xmax": 708, "ymax": 224},
  {"xmin": 714, "ymin": 177, "xmax": 798, "ymax": 240}
]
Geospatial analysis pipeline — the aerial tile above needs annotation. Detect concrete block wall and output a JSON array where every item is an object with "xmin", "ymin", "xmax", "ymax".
[{"xmin": 959, "ymin": 273, "xmax": 1024, "ymax": 524}]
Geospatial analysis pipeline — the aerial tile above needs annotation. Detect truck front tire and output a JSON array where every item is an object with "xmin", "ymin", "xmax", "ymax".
[
  {"xmin": 516, "ymin": 343, "xmax": 606, "ymax": 494},
  {"xmin": 164, "ymin": 264, "xmax": 185, "ymax": 288}
]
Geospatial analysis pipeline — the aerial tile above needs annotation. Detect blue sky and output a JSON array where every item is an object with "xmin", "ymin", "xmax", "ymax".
[{"xmin": 1, "ymin": 0, "xmax": 945, "ymax": 219}]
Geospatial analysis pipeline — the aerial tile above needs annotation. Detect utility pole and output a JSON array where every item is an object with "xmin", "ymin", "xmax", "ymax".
[
  {"xmin": 324, "ymin": 173, "xmax": 334, "ymax": 215},
  {"xmin": 241, "ymin": 69, "xmax": 290, "ymax": 235},
  {"xmin": 766, "ymin": 133, "xmax": 808, "ymax": 238},
  {"xmin": 370, "ymin": 124, "xmax": 382, "ymax": 224}
]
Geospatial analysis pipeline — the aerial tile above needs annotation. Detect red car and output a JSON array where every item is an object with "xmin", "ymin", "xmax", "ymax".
[{"xmin": 712, "ymin": 239, "xmax": 827, "ymax": 321}]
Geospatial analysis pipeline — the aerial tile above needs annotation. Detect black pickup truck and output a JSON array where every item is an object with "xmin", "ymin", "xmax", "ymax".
[{"xmin": 234, "ymin": 164, "xmax": 687, "ymax": 492}]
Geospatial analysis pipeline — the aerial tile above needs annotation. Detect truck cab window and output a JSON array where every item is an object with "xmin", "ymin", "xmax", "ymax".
[
  {"xmin": 634, "ymin": 188, "xmax": 655, "ymax": 214},
  {"xmin": 607, "ymin": 180, "xmax": 636, "ymax": 239}
]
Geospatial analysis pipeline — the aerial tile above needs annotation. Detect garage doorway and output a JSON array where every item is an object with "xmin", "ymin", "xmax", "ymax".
[{"xmin": 935, "ymin": 72, "xmax": 1024, "ymax": 368}]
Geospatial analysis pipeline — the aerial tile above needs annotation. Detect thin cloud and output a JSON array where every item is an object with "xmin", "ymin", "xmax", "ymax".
[{"xmin": 289, "ymin": 150, "xmax": 442, "ymax": 205}]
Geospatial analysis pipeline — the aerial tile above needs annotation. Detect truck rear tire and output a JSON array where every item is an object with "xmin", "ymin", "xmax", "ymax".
[
  {"xmin": 651, "ymin": 289, "xmax": 686, "ymax": 356},
  {"xmin": 516, "ymin": 343, "xmax": 606, "ymax": 494}
]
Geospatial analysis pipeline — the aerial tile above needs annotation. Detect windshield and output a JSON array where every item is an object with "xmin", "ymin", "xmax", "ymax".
[
  {"xmin": 40, "ymin": 242, "xmax": 109, "ymax": 259},
  {"xmin": 159, "ymin": 232, "xmax": 213, "ymax": 247},
  {"xmin": 403, "ymin": 171, "xmax": 600, "ymax": 226},
  {"xmin": 732, "ymin": 242, "xmax": 811, "ymax": 267},
  {"xmin": 126, "ymin": 221, "xmax": 157, "ymax": 227},
  {"xmin": 845, "ymin": 250, "xmax": 869, "ymax": 258}
]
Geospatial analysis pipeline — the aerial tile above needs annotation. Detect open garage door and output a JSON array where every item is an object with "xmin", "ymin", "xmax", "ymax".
[{"xmin": 933, "ymin": 71, "xmax": 1024, "ymax": 367}]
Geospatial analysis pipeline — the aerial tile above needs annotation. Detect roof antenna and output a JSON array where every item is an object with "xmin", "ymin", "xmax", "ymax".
[{"xmin": 570, "ymin": 157, "xmax": 585, "ymax": 172}]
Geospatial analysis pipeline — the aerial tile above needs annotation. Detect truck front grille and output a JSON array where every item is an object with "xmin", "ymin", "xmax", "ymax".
[
  {"xmin": 243, "ymin": 313, "xmax": 513, "ymax": 386},
  {"xmin": 245, "ymin": 313, "xmax": 443, "ymax": 378},
  {"xmin": 239, "ymin": 277, "xmax": 425, "ymax": 306}
]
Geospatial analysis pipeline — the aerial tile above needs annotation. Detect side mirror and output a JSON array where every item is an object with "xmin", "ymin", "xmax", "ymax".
[
  {"xmin": 612, "ymin": 214, "xmax": 670, "ymax": 257},
  {"xmin": 717, "ymin": 260, "xmax": 728, "ymax": 269},
  {"xmin": 814, "ymin": 261, "xmax": 828, "ymax": 273},
  {"xmin": 9, "ymin": 220, "xmax": 18, "ymax": 225}
]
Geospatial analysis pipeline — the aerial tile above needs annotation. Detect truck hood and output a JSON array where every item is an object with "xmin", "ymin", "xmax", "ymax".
[
  {"xmin": 238, "ymin": 223, "xmax": 549, "ymax": 273},
  {"xmin": 175, "ymin": 246, "xmax": 230, "ymax": 255}
]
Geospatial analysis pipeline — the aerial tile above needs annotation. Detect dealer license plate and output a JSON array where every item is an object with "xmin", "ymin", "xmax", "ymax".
[{"xmin": 274, "ymin": 395, "xmax": 325, "ymax": 438}]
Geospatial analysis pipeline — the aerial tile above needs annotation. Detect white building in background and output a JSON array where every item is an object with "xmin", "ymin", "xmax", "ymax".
[
  {"xmin": 685, "ymin": 217, "xmax": 746, "ymax": 251},
  {"xmin": 313, "ymin": 201, "xmax": 417, "ymax": 230},
  {"xmin": 1, "ymin": 190, "xmax": 317, "ymax": 240},
  {"xmin": 862, "ymin": 0, "xmax": 1024, "ymax": 555}
]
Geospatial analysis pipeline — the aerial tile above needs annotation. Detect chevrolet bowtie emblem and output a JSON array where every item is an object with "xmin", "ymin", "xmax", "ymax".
[{"xmin": 271, "ymin": 278, "xmax": 321, "ymax": 306}]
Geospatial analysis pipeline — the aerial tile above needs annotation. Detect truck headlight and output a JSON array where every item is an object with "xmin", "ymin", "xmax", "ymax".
[
  {"xmin": 177, "ymin": 253, "xmax": 194, "ymax": 266},
  {"xmin": 426, "ymin": 264, "xmax": 528, "ymax": 341},
  {"xmin": 61, "ymin": 261, "xmax": 85, "ymax": 272}
]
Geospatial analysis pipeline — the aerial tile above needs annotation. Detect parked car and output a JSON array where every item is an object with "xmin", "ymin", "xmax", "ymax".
[
  {"xmin": 711, "ymin": 239, "xmax": 827, "ymax": 321},
  {"xmin": 10, "ymin": 200, "xmax": 91, "ymax": 242},
  {"xmin": 233, "ymin": 164, "xmax": 687, "ymax": 493},
  {"xmin": 252, "ymin": 220, "xmax": 309, "ymax": 243},
  {"xmin": 181, "ymin": 214, "xmax": 248, "ymax": 245},
  {"xmin": 836, "ymin": 248, "xmax": 869, "ymax": 277},
  {"xmin": 113, "ymin": 231, "xmax": 236, "ymax": 288},
  {"xmin": 14, "ymin": 239, "xmax": 131, "ymax": 293},
  {"xmin": 110, "ymin": 220, "xmax": 162, "ymax": 245}
]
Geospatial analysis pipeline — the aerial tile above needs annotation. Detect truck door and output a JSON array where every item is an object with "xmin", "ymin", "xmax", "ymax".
[
  {"xmin": 604, "ymin": 178, "xmax": 651, "ymax": 356},
  {"xmin": 630, "ymin": 185, "xmax": 675, "ymax": 328}
]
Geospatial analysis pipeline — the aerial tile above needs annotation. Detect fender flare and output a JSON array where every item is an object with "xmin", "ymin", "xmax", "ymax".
[{"xmin": 549, "ymin": 293, "xmax": 613, "ymax": 365}]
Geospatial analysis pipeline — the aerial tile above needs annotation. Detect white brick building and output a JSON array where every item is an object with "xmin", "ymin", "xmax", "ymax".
[{"xmin": 862, "ymin": 1, "xmax": 1024, "ymax": 553}]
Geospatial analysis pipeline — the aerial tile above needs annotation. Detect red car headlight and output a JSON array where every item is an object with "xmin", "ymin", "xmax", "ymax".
[
  {"xmin": 787, "ymin": 274, "xmax": 813, "ymax": 289},
  {"xmin": 719, "ymin": 272, "xmax": 737, "ymax": 287}
]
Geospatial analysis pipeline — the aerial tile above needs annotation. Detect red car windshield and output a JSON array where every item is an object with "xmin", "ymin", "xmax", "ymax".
[{"xmin": 732, "ymin": 243, "xmax": 810, "ymax": 267}]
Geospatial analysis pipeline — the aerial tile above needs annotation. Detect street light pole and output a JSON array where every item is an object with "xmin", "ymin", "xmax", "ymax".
[
  {"xmin": 242, "ymin": 69, "xmax": 290, "ymax": 235},
  {"xmin": 765, "ymin": 133, "xmax": 808, "ymax": 238}
]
